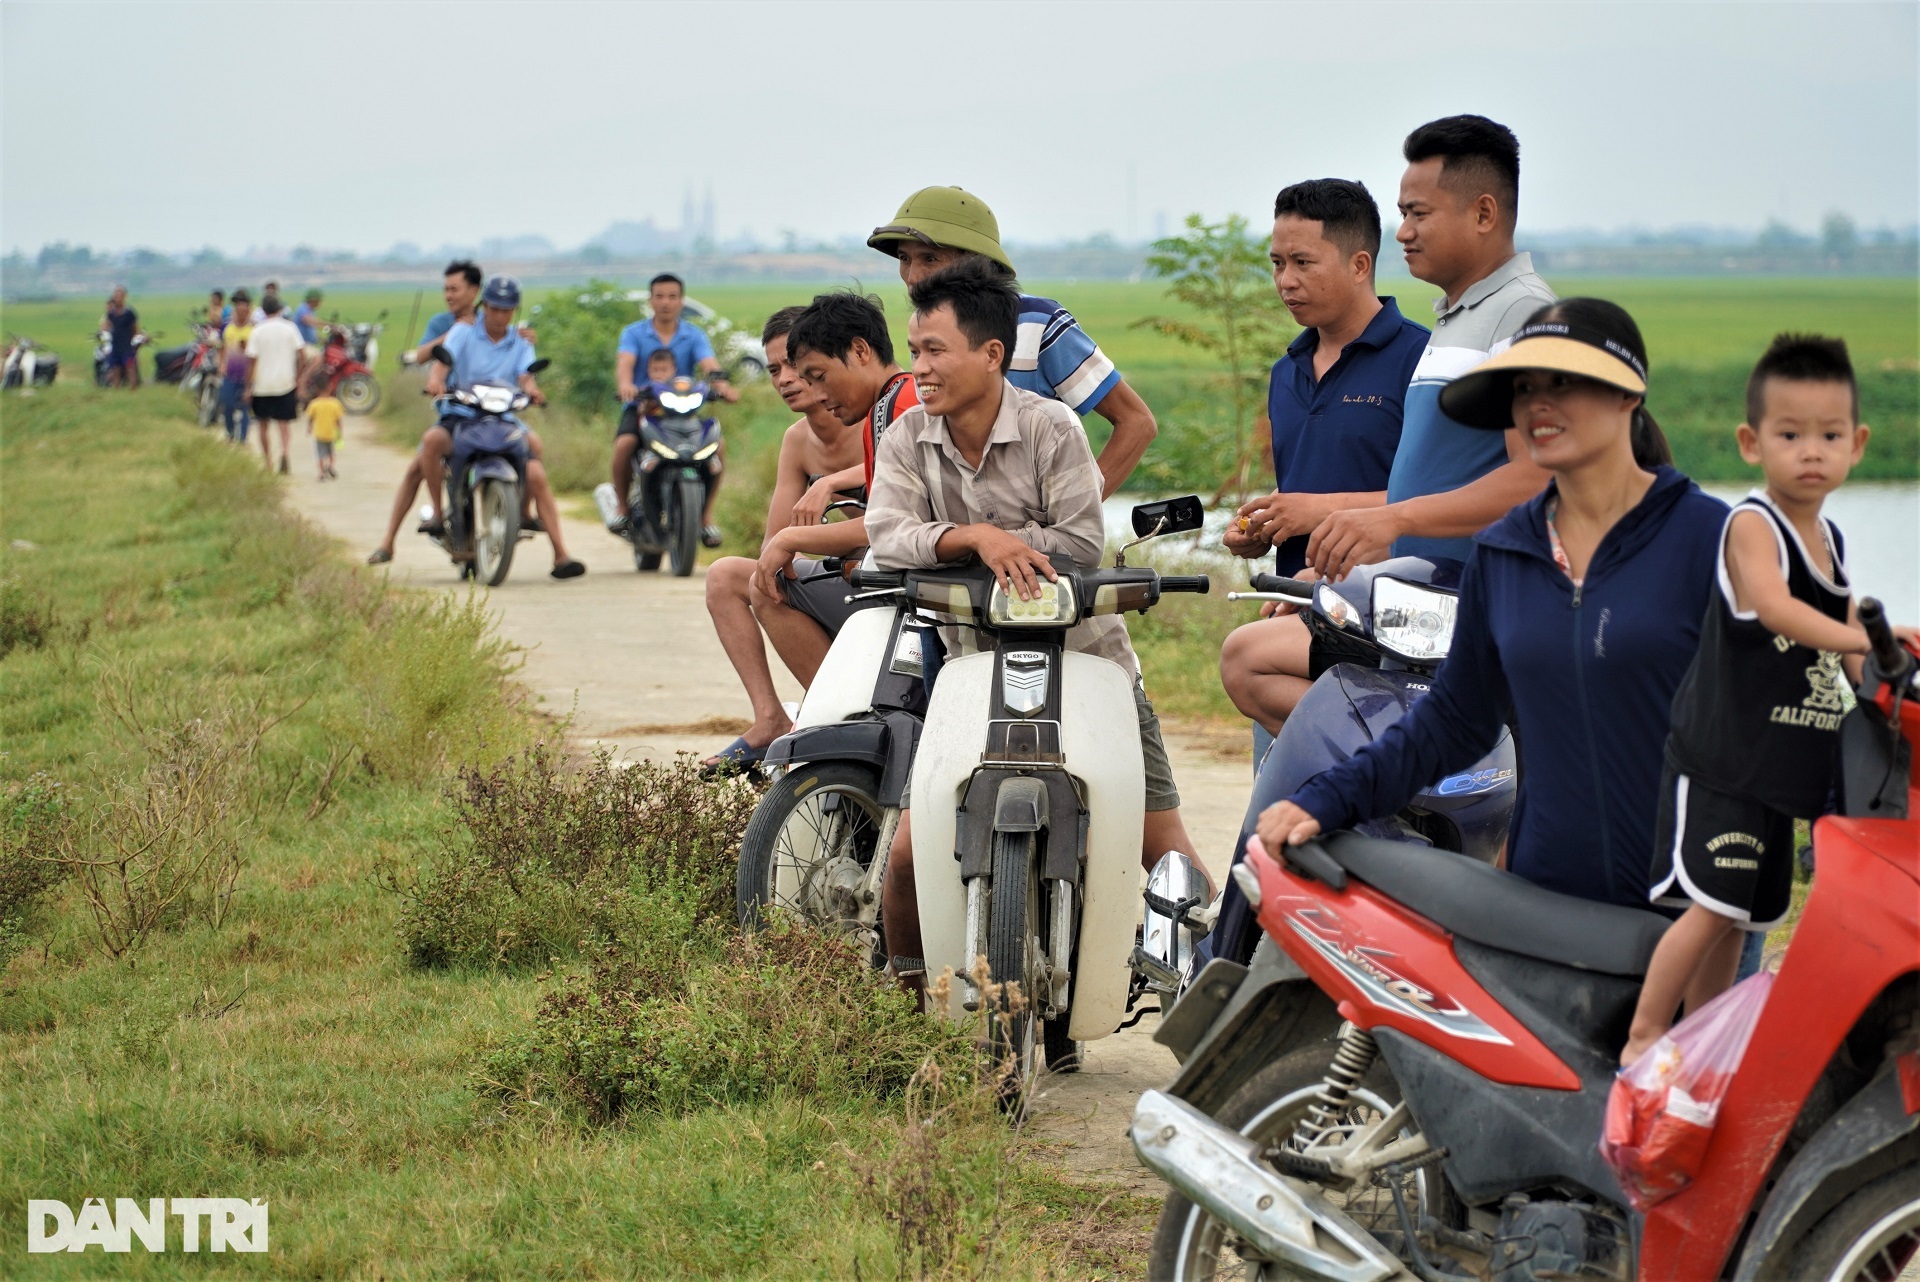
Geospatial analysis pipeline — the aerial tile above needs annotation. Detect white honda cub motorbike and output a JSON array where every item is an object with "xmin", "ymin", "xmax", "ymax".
[{"xmin": 860, "ymin": 497, "xmax": 1210, "ymax": 1084}]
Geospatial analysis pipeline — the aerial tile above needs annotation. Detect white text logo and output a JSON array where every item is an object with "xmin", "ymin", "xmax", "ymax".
[{"xmin": 27, "ymin": 1198, "xmax": 269, "ymax": 1253}]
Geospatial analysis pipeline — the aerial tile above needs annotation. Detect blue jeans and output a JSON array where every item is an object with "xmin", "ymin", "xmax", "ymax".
[{"xmin": 220, "ymin": 381, "xmax": 250, "ymax": 443}]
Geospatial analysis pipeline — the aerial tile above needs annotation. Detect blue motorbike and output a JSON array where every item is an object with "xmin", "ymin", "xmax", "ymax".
[
  {"xmin": 601, "ymin": 376, "xmax": 723, "ymax": 577},
  {"xmin": 1203, "ymin": 556, "xmax": 1517, "ymax": 966},
  {"xmin": 423, "ymin": 351, "xmax": 550, "ymax": 586}
]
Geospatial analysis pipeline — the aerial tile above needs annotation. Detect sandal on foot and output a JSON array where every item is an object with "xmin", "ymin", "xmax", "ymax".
[
  {"xmin": 701, "ymin": 524, "xmax": 724, "ymax": 548},
  {"xmin": 550, "ymin": 560, "xmax": 586, "ymax": 580},
  {"xmin": 523, "ymin": 515, "xmax": 545, "ymax": 533},
  {"xmin": 700, "ymin": 736, "xmax": 767, "ymax": 776}
]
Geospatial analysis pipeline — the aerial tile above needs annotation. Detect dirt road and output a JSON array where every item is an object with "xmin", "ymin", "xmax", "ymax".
[{"xmin": 290, "ymin": 411, "xmax": 1253, "ymax": 1197}]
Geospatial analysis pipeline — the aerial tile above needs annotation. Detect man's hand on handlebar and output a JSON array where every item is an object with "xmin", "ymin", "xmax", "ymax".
[
  {"xmin": 617, "ymin": 380, "xmax": 640, "ymax": 404},
  {"xmin": 1256, "ymin": 800, "xmax": 1322, "ymax": 852},
  {"xmin": 967, "ymin": 526, "xmax": 1056, "ymax": 601}
]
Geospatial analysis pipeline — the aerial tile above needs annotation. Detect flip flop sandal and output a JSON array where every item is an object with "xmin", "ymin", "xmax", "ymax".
[
  {"xmin": 523, "ymin": 515, "xmax": 545, "ymax": 533},
  {"xmin": 701, "ymin": 524, "xmax": 724, "ymax": 549},
  {"xmin": 366, "ymin": 548, "xmax": 393, "ymax": 565},
  {"xmin": 700, "ymin": 736, "xmax": 767, "ymax": 777},
  {"xmin": 550, "ymin": 560, "xmax": 586, "ymax": 580}
]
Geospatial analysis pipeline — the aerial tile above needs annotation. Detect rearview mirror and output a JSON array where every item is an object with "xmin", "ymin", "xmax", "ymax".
[
  {"xmin": 428, "ymin": 345, "xmax": 453, "ymax": 366},
  {"xmin": 526, "ymin": 358, "xmax": 550, "ymax": 374},
  {"xmin": 1131, "ymin": 496, "xmax": 1205, "ymax": 538}
]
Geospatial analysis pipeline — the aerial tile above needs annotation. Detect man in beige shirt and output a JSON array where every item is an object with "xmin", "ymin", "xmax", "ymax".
[{"xmin": 865, "ymin": 257, "xmax": 1204, "ymax": 984}]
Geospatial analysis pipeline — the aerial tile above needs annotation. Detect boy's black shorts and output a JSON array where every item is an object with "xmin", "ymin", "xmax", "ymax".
[{"xmin": 1649, "ymin": 766, "xmax": 1793, "ymax": 930}]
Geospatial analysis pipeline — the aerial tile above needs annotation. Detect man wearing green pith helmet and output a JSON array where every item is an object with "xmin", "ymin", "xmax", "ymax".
[{"xmin": 869, "ymin": 186, "xmax": 1158, "ymax": 498}]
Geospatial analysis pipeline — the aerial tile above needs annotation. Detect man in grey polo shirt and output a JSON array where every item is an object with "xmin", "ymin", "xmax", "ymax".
[{"xmin": 1306, "ymin": 115, "xmax": 1556, "ymax": 576}]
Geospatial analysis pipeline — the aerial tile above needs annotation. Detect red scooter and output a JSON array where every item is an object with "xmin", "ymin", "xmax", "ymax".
[
  {"xmin": 307, "ymin": 316, "xmax": 384, "ymax": 414},
  {"xmin": 1134, "ymin": 598, "xmax": 1919, "ymax": 1281}
]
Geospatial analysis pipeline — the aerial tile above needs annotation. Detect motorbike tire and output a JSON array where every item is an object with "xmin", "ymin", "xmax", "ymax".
[
  {"xmin": 1145, "ymin": 1039, "xmax": 1457, "ymax": 1281},
  {"xmin": 668, "ymin": 474, "xmax": 702, "ymax": 577},
  {"xmin": 736, "ymin": 761, "xmax": 885, "ymax": 933},
  {"xmin": 337, "ymin": 372, "xmax": 381, "ymax": 415},
  {"xmin": 986, "ymin": 828, "xmax": 1041, "ymax": 1105},
  {"xmin": 473, "ymin": 479, "xmax": 521, "ymax": 586},
  {"xmin": 197, "ymin": 377, "xmax": 220, "ymax": 428},
  {"xmin": 1777, "ymin": 1163, "xmax": 1920, "ymax": 1282}
]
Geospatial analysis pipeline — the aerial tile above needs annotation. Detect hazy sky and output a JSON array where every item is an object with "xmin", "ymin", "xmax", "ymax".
[{"xmin": 3, "ymin": 0, "xmax": 1915, "ymax": 256}]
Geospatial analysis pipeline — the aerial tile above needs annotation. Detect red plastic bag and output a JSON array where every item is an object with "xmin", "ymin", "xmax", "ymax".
[{"xmin": 1600, "ymin": 969, "xmax": 1774, "ymax": 1210}]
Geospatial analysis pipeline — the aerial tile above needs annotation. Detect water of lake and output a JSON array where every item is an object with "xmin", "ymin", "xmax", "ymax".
[{"xmin": 1104, "ymin": 481, "xmax": 1919, "ymax": 622}]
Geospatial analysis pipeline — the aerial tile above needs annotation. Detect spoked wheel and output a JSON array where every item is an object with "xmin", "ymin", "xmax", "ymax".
[
  {"xmin": 986, "ymin": 828, "xmax": 1043, "ymax": 1108},
  {"xmin": 473, "ymin": 479, "xmax": 521, "ymax": 586},
  {"xmin": 1147, "ymin": 1041, "xmax": 1455, "ymax": 1280},
  {"xmin": 1786, "ymin": 1165, "xmax": 1920, "ymax": 1282},
  {"xmin": 736, "ymin": 763, "xmax": 885, "ymax": 947},
  {"xmin": 668, "ymin": 474, "xmax": 702, "ymax": 576},
  {"xmin": 337, "ymin": 372, "xmax": 381, "ymax": 414}
]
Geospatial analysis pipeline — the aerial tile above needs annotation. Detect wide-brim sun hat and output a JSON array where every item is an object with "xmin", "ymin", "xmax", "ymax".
[
  {"xmin": 868, "ymin": 186, "xmax": 1014, "ymax": 270},
  {"xmin": 1440, "ymin": 319, "xmax": 1649, "ymax": 430}
]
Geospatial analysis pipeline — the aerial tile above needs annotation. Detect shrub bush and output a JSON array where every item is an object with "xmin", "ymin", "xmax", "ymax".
[
  {"xmin": 0, "ymin": 773, "xmax": 70, "ymax": 966},
  {"xmin": 480, "ymin": 919, "xmax": 978, "ymax": 1123},
  {"xmin": 396, "ymin": 746, "xmax": 756, "ymax": 969}
]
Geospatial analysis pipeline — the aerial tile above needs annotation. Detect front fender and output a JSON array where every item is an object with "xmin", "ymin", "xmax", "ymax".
[
  {"xmin": 1160, "ymin": 937, "xmax": 1341, "ymax": 1113},
  {"xmin": 1734, "ymin": 1065, "xmax": 1920, "ymax": 1282},
  {"xmin": 469, "ymin": 457, "xmax": 518, "ymax": 483}
]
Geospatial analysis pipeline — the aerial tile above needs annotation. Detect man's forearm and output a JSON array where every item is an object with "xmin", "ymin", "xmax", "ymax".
[
  {"xmin": 1089, "ymin": 380, "xmax": 1156, "ymax": 499},
  {"xmin": 773, "ymin": 518, "xmax": 869, "ymax": 559},
  {"xmin": 1389, "ymin": 460, "xmax": 1548, "ymax": 540}
]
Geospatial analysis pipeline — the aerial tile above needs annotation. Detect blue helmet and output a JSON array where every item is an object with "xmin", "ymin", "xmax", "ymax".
[{"xmin": 481, "ymin": 275, "xmax": 521, "ymax": 309}]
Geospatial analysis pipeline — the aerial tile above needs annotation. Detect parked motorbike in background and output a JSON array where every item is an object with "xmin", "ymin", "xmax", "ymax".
[
  {"xmin": 308, "ymin": 316, "xmax": 385, "ymax": 413},
  {"xmin": 594, "ymin": 376, "xmax": 723, "ymax": 576},
  {"xmin": 178, "ymin": 321, "xmax": 224, "ymax": 425},
  {"xmin": 420, "ymin": 348, "xmax": 548, "ymax": 586},
  {"xmin": 1132, "ymin": 597, "xmax": 1920, "ymax": 1281},
  {"xmin": 1201, "ymin": 557, "xmax": 1518, "ymax": 972},
  {"xmin": 94, "ymin": 328, "xmax": 149, "ymax": 386},
  {"xmin": 3, "ymin": 336, "xmax": 58, "ymax": 389}
]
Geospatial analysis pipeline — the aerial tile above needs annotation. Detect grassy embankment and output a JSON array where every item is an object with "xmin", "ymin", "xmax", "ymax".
[
  {"xmin": 8, "ymin": 276, "xmax": 1914, "ymax": 724},
  {"xmin": 0, "ymin": 385, "xmax": 1155, "ymax": 1278}
]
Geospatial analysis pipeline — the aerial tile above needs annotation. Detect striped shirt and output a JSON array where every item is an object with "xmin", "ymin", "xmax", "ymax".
[
  {"xmin": 867, "ymin": 382, "xmax": 1135, "ymax": 672},
  {"xmin": 1010, "ymin": 294, "xmax": 1120, "ymax": 414}
]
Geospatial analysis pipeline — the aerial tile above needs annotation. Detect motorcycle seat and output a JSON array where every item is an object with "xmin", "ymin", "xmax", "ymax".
[{"xmin": 1319, "ymin": 832, "xmax": 1669, "ymax": 976}]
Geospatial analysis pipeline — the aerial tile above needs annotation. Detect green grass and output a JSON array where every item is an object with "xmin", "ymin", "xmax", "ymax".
[{"xmin": 0, "ymin": 386, "xmax": 1153, "ymax": 1278}]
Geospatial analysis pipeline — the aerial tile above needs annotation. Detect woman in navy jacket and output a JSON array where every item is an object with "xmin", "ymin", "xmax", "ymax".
[{"xmin": 1257, "ymin": 299, "xmax": 1729, "ymax": 909}]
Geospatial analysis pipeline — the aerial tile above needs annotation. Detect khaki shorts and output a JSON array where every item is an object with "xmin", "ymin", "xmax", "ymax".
[{"xmin": 903, "ymin": 679, "xmax": 1179, "ymax": 812}]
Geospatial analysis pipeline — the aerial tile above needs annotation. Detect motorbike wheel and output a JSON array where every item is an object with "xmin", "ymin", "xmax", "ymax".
[
  {"xmin": 1782, "ymin": 1164, "xmax": 1920, "ymax": 1282},
  {"xmin": 1145, "ymin": 1040, "xmax": 1457, "ymax": 1281},
  {"xmin": 736, "ymin": 762, "xmax": 884, "ymax": 935},
  {"xmin": 668, "ymin": 474, "xmax": 703, "ymax": 577},
  {"xmin": 197, "ymin": 377, "xmax": 220, "ymax": 427},
  {"xmin": 986, "ymin": 828, "xmax": 1042, "ymax": 1107},
  {"xmin": 337, "ymin": 372, "xmax": 381, "ymax": 415},
  {"xmin": 473, "ymin": 479, "xmax": 521, "ymax": 586}
]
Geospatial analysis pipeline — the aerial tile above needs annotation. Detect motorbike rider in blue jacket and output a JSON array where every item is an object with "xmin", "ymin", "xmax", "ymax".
[{"xmin": 1252, "ymin": 299, "xmax": 1729, "ymax": 914}]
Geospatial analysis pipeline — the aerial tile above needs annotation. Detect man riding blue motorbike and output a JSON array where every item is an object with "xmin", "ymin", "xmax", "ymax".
[{"xmin": 425, "ymin": 276, "xmax": 585, "ymax": 579}]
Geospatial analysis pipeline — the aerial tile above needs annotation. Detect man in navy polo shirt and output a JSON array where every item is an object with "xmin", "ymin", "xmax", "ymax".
[
  {"xmin": 1218, "ymin": 179, "xmax": 1428, "ymax": 733},
  {"xmin": 609, "ymin": 273, "xmax": 738, "ymax": 545}
]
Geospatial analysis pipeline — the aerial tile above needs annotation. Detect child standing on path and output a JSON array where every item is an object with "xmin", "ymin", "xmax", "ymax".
[
  {"xmin": 308, "ymin": 393, "xmax": 343, "ymax": 481},
  {"xmin": 1622, "ymin": 334, "xmax": 1889, "ymax": 1066}
]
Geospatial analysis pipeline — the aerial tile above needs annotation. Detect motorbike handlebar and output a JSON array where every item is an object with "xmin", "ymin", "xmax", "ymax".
[
  {"xmin": 1860, "ymin": 597, "xmax": 1912, "ymax": 681},
  {"xmin": 851, "ymin": 568, "xmax": 906, "ymax": 593},
  {"xmin": 1251, "ymin": 573, "xmax": 1316, "ymax": 597},
  {"xmin": 1159, "ymin": 575, "xmax": 1211, "ymax": 595}
]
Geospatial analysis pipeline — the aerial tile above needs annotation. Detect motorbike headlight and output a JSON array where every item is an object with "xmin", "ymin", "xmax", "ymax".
[
  {"xmin": 986, "ymin": 578, "xmax": 1077, "ymax": 628},
  {"xmin": 692, "ymin": 442, "xmax": 720, "ymax": 460},
  {"xmin": 648, "ymin": 439, "xmax": 680, "ymax": 460},
  {"xmin": 475, "ymin": 386, "xmax": 515, "ymax": 414},
  {"xmin": 1314, "ymin": 582, "xmax": 1362, "ymax": 633},
  {"xmin": 1371, "ymin": 577, "xmax": 1457, "ymax": 663}
]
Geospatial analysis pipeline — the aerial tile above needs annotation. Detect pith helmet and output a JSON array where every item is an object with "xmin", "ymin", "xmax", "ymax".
[{"xmin": 868, "ymin": 186, "xmax": 1014, "ymax": 270}]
